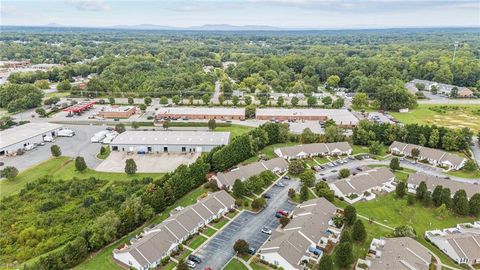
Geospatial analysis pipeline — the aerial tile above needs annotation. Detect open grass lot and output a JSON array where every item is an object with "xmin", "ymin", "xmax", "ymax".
[
  {"xmin": 352, "ymin": 144, "xmax": 369, "ymax": 155},
  {"xmin": 212, "ymin": 217, "xmax": 230, "ymax": 229},
  {"xmin": 74, "ymin": 186, "xmax": 208, "ymax": 270},
  {"xmin": 353, "ymin": 193, "xmax": 477, "ymax": 267},
  {"xmin": 243, "ymin": 141, "xmax": 298, "ymax": 164},
  {"xmin": 216, "ymin": 124, "xmax": 254, "ymax": 138},
  {"xmin": 224, "ymin": 258, "xmax": 248, "ymax": 270},
  {"xmin": 0, "ymin": 156, "xmax": 164, "ymax": 198},
  {"xmin": 391, "ymin": 104, "xmax": 480, "ymax": 132}
]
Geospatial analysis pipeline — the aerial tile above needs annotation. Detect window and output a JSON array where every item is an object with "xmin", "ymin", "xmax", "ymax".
[
  {"xmin": 164, "ymin": 147, "xmax": 168, "ymax": 152},
  {"xmin": 182, "ymin": 147, "xmax": 186, "ymax": 152}
]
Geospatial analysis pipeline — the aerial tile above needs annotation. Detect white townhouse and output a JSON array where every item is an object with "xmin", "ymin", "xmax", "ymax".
[
  {"xmin": 274, "ymin": 142, "xmax": 353, "ymax": 160},
  {"xmin": 113, "ymin": 191, "xmax": 235, "ymax": 270}
]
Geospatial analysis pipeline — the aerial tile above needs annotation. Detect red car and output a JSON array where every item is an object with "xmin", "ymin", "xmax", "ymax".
[
  {"xmin": 204, "ymin": 267, "xmax": 213, "ymax": 270},
  {"xmin": 276, "ymin": 209, "xmax": 288, "ymax": 216}
]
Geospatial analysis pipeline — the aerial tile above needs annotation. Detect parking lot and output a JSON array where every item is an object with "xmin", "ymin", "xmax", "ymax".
[
  {"xmin": 194, "ymin": 179, "xmax": 299, "ymax": 269},
  {"xmin": 0, "ymin": 125, "xmax": 105, "ymax": 172},
  {"xmin": 95, "ymin": 151, "xmax": 200, "ymax": 173}
]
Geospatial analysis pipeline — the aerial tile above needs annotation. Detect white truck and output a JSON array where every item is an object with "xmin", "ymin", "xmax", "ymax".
[{"xmin": 58, "ymin": 129, "xmax": 75, "ymax": 137}]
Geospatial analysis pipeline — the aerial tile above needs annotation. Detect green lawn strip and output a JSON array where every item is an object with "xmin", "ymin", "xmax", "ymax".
[
  {"xmin": 186, "ymin": 235, "xmax": 207, "ymax": 249},
  {"xmin": 447, "ymin": 169, "xmax": 480, "ymax": 179},
  {"xmin": 250, "ymin": 262, "xmax": 270, "ymax": 270},
  {"xmin": 314, "ymin": 156, "xmax": 330, "ymax": 164},
  {"xmin": 226, "ymin": 210, "xmax": 239, "ymax": 219},
  {"xmin": 224, "ymin": 258, "xmax": 249, "ymax": 270},
  {"xmin": 216, "ymin": 124, "xmax": 254, "ymax": 138},
  {"xmin": 204, "ymin": 227, "xmax": 217, "ymax": 237},
  {"xmin": 212, "ymin": 217, "xmax": 230, "ymax": 229},
  {"xmin": 177, "ymin": 249, "xmax": 192, "ymax": 260},
  {"xmin": 162, "ymin": 261, "xmax": 177, "ymax": 270},
  {"xmin": 353, "ymin": 193, "xmax": 477, "ymax": 268},
  {"xmin": 74, "ymin": 186, "xmax": 207, "ymax": 270}
]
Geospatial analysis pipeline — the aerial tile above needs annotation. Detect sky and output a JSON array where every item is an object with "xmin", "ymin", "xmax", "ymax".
[{"xmin": 1, "ymin": 0, "xmax": 479, "ymax": 29}]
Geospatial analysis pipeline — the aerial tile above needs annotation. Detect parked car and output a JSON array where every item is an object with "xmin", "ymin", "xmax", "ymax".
[
  {"xmin": 188, "ymin": 255, "xmax": 202, "ymax": 264},
  {"xmin": 263, "ymin": 194, "xmax": 271, "ymax": 199},
  {"xmin": 43, "ymin": 135, "xmax": 55, "ymax": 142},
  {"xmin": 204, "ymin": 268, "xmax": 213, "ymax": 270},
  {"xmin": 0, "ymin": 161, "xmax": 4, "ymax": 166},
  {"xmin": 282, "ymin": 175, "xmax": 290, "ymax": 180},
  {"xmin": 261, "ymin": 227, "xmax": 272, "ymax": 235},
  {"xmin": 275, "ymin": 212, "xmax": 283, "ymax": 218},
  {"xmin": 276, "ymin": 209, "xmax": 288, "ymax": 216},
  {"xmin": 38, "ymin": 142, "xmax": 46, "ymax": 146},
  {"xmin": 187, "ymin": 260, "xmax": 196, "ymax": 268},
  {"xmin": 275, "ymin": 182, "xmax": 285, "ymax": 187},
  {"xmin": 248, "ymin": 247, "xmax": 256, "ymax": 255}
]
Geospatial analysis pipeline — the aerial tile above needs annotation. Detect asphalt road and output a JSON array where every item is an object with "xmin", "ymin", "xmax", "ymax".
[
  {"xmin": 0, "ymin": 125, "xmax": 106, "ymax": 171},
  {"xmin": 194, "ymin": 179, "xmax": 299, "ymax": 269}
]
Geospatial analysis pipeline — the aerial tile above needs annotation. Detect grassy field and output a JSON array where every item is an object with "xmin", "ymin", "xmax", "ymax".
[
  {"xmin": 216, "ymin": 124, "xmax": 254, "ymax": 138},
  {"xmin": 250, "ymin": 262, "xmax": 269, "ymax": 270},
  {"xmin": 224, "ymin": 259, "xmax": 248, "ymax": 270},
  {"xmin": 353, "ymin": 193, "xmax": 477, "ymax": 267},
  {"xmin": 243, "ymin": 141, "xmax": 298, "ymax": 164},
  {"xmin": 74, "ymin": 186, "xmax": 208, "ymax": 270},
  {"xmin": 0, "ymin": 157, "xmax": 164, "ymax": 198},
  {"xmin": 391, "ymin": 104, "xmax": 480, "ymax": 132}
]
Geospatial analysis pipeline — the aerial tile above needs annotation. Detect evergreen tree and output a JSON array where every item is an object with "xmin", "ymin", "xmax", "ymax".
[
  {"xmin": 395, "ymin": 181, "xmax": 407, "ymax": 198},
  {"xmin": 318, "ymin": 254, "xmax": 333, "ymax": 270},
  {"xmin": 389, "ymin": 157, "xmax": 400, "ymax": 171},
  {"xmin": 432, "ymin": 185, "xmax": 444, "ymax": 207},
  {"xmin": 335, "ymin": 241, "xmax": 354, "ymax": 269},
  {"xmin": 453, "ymin": 190, "xmax": 469, "ymax": 216},
  {"xmin": 469, "ymin": 193, "xmax": 480, "ymax": 217},
  {"xmin": 233, "ymin": 179, "xmax": 247, "ymax": 198},
  {"xmin": 440, "ymin": 188, "xmax": 452, "ymax": 209},
  {"xmin": 344, "ymin": 205, "xmax": 357, "ymax": 226},
  {"xmin": 125, "ymin": 158, "xmax": 137, "ymax": 175},
  {"xmin": 416, "ymin": 181, "xmax": 427, "ymax": 200},
  {"xmin": 352, "ymin": 219, "xmax": 367, "ymax": 242},
  {"xmin": 75, "ymin": 156, "xmax": 87, "ymax": 172},
  {"xmin": 300, "ymin": 185, "xmax": 309, "ymax": 202}
]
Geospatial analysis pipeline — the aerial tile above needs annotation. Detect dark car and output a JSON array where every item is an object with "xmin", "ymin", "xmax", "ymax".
[
  {"xmin": 263, "ymin": 194, "xmax": 271, "ymax": 199},
  {"xmin": 188, "ymin": 255, "xmax": 202, "ymax": 263},
  {"xmin": 248, "ymin": 247, "xmax": 256, "ymax": 255}
]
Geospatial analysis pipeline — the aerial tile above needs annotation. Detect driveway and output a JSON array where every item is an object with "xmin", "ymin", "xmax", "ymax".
[
  {"xmin": 0, "ymin": 124, "xmax": 105, "ymax": 172},
  {"xmin": 95, "ymin": 151, "xmax": 200, "ymax": 173},
  {"xmin": 194, "ymin": 179, "xmax": 299, "ymax": 269}
]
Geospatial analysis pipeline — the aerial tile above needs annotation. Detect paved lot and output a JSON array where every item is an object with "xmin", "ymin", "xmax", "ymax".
[
  {"xmin": 0, "ymin": 125, "xmax": 105, "ymax": 171},
  {"xmin": 95, "ymin": 151, "xmax": 200, "ymax": 173},
  {"xmin": 289, "ymin": 121, "xmax": 324, "ymax": 134},
  {"xmin": 194, "ymin": 179, "xmax": 299, "ymax": 269}
]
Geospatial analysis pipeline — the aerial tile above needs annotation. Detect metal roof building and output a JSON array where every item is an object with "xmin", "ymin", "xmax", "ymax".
[
  {"xmin": 255, "ymin": 108, "xmax": 359, "ymax": 127},
  {"xmin": 0, "ymin": 123, "xmax": 63, "ymax": 156},
  {"xmin": 156, "ymin": 107, "xmax": 245, "ymax": 120},
  {"xmin": 109, "ymin": 130, "xmax": 230, "ymax": 153}
]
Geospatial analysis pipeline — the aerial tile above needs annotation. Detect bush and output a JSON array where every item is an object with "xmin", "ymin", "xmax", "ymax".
[
  {"xmin": 1, "ymin": 166, "xmax": 19, "ymax": 180},
  {"xmin": 251, "ymin": 197, "xmax": 266, "ymax": 210},
  {"xmin": 339, "ymin": 168, "xmax": 350, "ymax": 178},
  {"xmin": 393, "ymin": 225, "xmax": 416, "ymax": 237},
  {"xmin": 75, "ymin": 156, "xmax": 87, "ymax": 172},
  {"xmin": 50, "ymin": 145, "xmax": 61, "ymax": 157},
  {"xmin": 233, "ymin": 239, "xmax": 249, "ymax": 254},
  {"xmin": 125, "ymin": 158, "xmax": 137, "ymax": 175}
]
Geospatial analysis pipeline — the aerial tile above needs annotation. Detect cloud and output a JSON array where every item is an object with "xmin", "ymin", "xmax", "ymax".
[{"xmin": 64, "ymin": 0, "xmax": 110, "ymax": 11}]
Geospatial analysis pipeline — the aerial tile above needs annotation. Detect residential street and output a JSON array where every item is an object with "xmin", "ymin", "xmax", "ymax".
[{"xmin": 194, "ymin": 179, "xmax": 299, "ymax": 269}]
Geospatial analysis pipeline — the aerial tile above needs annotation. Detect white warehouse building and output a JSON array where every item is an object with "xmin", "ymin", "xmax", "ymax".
[
  {"xmin": 109, "ymin": 130, "xmax": 230, "ymax": 153},
  {"xmin": 0, "ymin": 123, "xmax": 63, "ymax": 156}
]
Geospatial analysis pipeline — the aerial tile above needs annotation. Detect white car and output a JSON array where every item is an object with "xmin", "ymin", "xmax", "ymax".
[
  {"xmin": 261, "ymin": 227, "xmax": 272, "ymax": 235},
  {"xmin": 43, "ymin": 135, "xmax": 55, "ymax": 142},
  {"xmin": 186, "ymin": 260, "xmax": 196, "ymax": 268}
]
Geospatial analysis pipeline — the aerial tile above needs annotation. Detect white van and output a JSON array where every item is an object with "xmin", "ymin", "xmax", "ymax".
[
  {"xmin": 43, "ymin": 135, "xmax": 55, "ymax": 142},
  {"xmin": 25, "ymin": 144, "xmax": 36, "ymax": 151}
]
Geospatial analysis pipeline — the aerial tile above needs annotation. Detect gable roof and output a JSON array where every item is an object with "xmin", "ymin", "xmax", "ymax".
[
  {"xmin": 276, "ymin": 142, "xmax": 352, "ymax": 158},
  {"xmin": 114, "ymin": 191, "xmax": 234, "ymax": 266},
  {"xmin": 368, "ymin": 237, "xmax": 432, "ymax": 270},
  {"xmin": 260, "ymin": 198, "xmax": 338, "ymax": 267},
  {"xmin": 389, "ymin": 141, "xmax": 466, "ymax": 167},
  {"xmin": 330, "ymin": 167, "xmax": 395, "ymax": 196},
  {"xmin": 408, "ymin": 172, "xmax": 480, "ymax": 198},
  {"xmin": 215, "ymin": 157, "xmax": 288, "ymax": 188}
]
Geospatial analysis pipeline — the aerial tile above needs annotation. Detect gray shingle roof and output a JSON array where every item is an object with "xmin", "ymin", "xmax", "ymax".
[
  {"xmin": 276, "ymin": 142, "xmax": 352, "ymax": 158},
  {"xmin": 408, "ymin": 172, "xmax": 480, "ymax": 198}
]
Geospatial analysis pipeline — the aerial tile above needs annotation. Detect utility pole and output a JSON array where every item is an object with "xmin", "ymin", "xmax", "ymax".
[{"xmin": 452, "ymin": 41, "xmax": 459, "ymax": 65}]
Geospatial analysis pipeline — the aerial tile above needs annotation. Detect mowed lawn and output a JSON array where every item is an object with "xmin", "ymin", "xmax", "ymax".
[
  {"xmin": 391, "ymin": 104, "xmax": 480, "ymax": 132},
  {"xmin": 74, "ymin": 186, "xmax": 208, "ymax": 270},
  {"xmin": 224, "ymin": 259, "xmax": 248, "ymax": 270},
  {"xmin": 0, "ymin": 156, "xmax": 164, "ymax": 199},
  {"xmin": 216, "ymin": 124, "xmax": 254, "ymax": 138},
  {"xmin": 353, "ymin": 193, "xmax": 477, "ymax": 267}
]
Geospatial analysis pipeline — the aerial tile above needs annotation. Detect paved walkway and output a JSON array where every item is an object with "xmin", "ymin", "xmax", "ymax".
[{"xmin": 357, "ymin": 214, "xmax": 395, "ymax": 231}]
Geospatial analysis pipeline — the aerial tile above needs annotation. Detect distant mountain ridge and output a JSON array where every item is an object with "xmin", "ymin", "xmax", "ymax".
[{"xmin": 110, "ymin": 24, "xmax": 282, "ymax": 31}]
